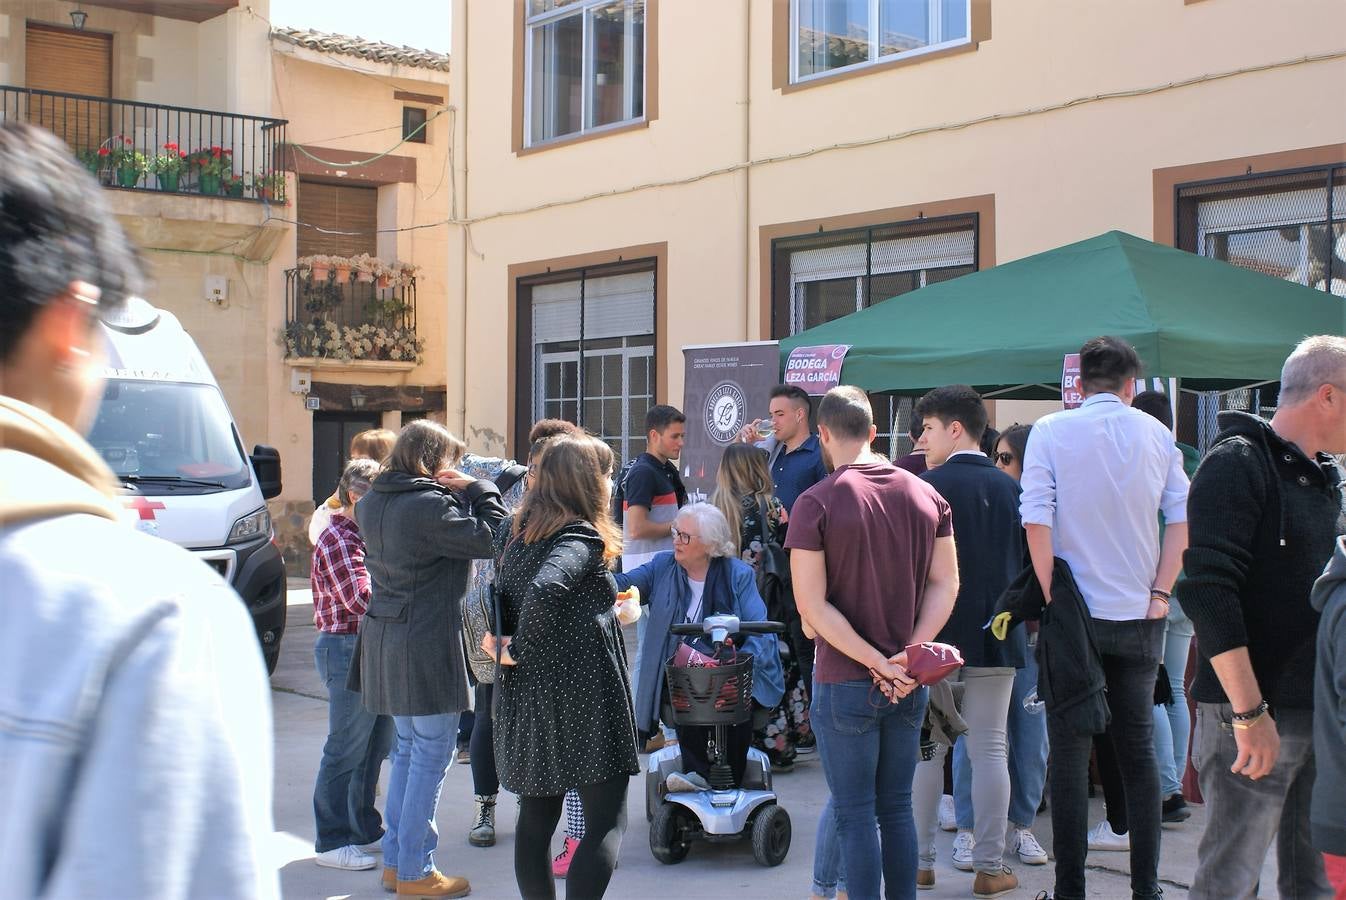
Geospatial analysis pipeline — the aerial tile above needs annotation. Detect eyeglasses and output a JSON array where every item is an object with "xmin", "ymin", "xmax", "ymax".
[
  {"xmin": 670, "ymin": 526, "xmax": 698, "ymax": 546},
  {"xmin": 996, "ymin": 452, "xmax": 1016, "ymax": 466}
]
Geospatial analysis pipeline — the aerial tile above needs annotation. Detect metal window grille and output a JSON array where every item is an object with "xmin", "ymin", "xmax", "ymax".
[
  {"xmin": 1177, "ymin": 165, "xmax": 1345, "ymax": 451},
  {"xmin": 518, "ymin": 260, "xmax": 657, "ymax": 465}
]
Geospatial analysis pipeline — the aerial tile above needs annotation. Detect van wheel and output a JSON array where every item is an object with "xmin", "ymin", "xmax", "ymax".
[
  {"xmin": 751, "ymin": 804, "xmax": 791, "ymax": 867},
  {"xmin": 650, "ymin": 803, "xmax": 692, "ymax": 864}
]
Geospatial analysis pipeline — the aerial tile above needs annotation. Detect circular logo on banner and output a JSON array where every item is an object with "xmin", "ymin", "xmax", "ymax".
[{"xmin": 705, "ymin": 381, "xmax": 747, "ymax": 444}]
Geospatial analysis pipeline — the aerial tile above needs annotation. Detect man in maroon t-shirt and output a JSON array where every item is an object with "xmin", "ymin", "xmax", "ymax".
[{"xmin": 787, "ymin": 385, "xmax": 959, "ymax": 900}]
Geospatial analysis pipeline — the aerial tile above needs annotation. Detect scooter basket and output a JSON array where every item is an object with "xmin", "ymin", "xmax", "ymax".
[{"xmin": 664, "ymin": 654, "xmax": 754, "ymax": 727}]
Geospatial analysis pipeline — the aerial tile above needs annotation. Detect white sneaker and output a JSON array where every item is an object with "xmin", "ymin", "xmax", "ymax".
[
  {"xmin": 951, "ymin": 830, "xmax": 976, "ymax": 871},
  {"xmin": 1013, "ymin": 827, "xmax": 1048, "ymax": 865},
  {"xmin": 1087, "ymin": 820, "xmax": 1130, "ymax": 851},
  {"xmin": 314, "ymin": 845, "xmax": 377, "ymax": 870},
  {"xmin": 938, "ymin": 794, "xmax": 957, "ymax": 832},
  {"xmin": 666, "ymin": 771, "xmax": 711, "ymax": 793}
]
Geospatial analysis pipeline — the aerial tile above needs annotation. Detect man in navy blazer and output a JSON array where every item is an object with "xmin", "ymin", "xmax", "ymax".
[{"xmin": 908, "ymin": 385, "xmax": 1026, "ymax": 897}]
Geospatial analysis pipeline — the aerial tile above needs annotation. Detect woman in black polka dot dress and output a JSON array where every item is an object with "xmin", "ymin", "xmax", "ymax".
[{"xmin": 484, "ymin": 434, "xmax": 637, "ymax": 900}]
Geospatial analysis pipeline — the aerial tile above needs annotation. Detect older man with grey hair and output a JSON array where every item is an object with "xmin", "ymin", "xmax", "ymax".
[{"xmin": 1182, "ymin": 335, "xmax": 1346, "ymax": 899}]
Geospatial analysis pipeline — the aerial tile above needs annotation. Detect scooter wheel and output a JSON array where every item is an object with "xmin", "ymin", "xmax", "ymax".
[
  {"xmin": 650, "ymin": 802, "xmax": 692, "ymax": 864},
  {"xmin": 751, "ymin": 804, "xmax": 791, "ymax": 867}
]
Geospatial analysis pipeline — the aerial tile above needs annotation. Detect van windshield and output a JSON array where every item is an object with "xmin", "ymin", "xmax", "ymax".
[{"xmin": 89, "ymin": 380, "xmax": 251, "ymax": 491}]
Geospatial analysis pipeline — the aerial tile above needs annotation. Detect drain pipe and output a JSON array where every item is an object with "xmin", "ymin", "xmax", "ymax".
[
  {"xmin": 742, "ymin": 0, "xmax": 753, "ymax": 341},
  {"xmin": 457, "ymin": 0, "xmax": 470, "ymax": 438}
]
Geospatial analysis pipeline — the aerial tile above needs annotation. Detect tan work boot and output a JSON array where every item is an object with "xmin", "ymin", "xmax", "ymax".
[
  {"xmin": 916, "ymin": 867, "xmax": 935, "ymax": 890},
  {"xmin": 381, "ymin": 867, "xmax": 397, "ymax": 893},
  {"xmin": 972, "ymin": 865, "xmax": 1018, "ymax": 899},
  {"xmin": 396, "ymin": 870, "xmax": 471, "ymax": 898}
]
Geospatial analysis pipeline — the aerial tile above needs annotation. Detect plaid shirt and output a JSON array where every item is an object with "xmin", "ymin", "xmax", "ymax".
[{"xmin": 311, "ymin": 512, "xmax": 371, "ymax": 634}]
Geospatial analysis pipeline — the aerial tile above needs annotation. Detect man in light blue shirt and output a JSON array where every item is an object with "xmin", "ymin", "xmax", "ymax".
[{"xmin": 1019, "ymin": 335, "xmax": 1188, "ymax": 900}]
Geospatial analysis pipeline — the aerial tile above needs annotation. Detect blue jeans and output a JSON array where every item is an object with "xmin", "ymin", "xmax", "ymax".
[
  {"xmin": 1152, "ymin": 616, "xmax": 1194, "ymax": 798},
  {"xmin": 954, "ymin": 648, "xmax": 1049, "ymax": 829},
  {"xmin": 813, "ymin": 680, "xmax": 928, "ymax": 900},
  {"xmin": 313, "ymin": 632, "xmax": 395, "ymax": 853},
  {"xmin": 811, "ymin": 797, "xmax": 847, "ymax": 898},
  {"xmin": 384, "ymin": 712, "xmax": 459, "ymax": 881}
]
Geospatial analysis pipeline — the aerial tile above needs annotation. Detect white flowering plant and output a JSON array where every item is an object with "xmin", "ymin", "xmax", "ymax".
[{"xmin": 280, "ymin": 319, "xmax": 425, "ymax": 363}]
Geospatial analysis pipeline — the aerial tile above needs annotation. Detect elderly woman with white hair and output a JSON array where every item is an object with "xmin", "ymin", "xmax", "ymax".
[{"xmin": 615, "ymin": 502, "xmax": 784, "ymax": 788}]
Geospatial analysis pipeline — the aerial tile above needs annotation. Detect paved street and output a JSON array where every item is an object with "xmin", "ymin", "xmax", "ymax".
[{"xmin": 270, "ymin": 581, "xmax": 1277, "ymax": 898}]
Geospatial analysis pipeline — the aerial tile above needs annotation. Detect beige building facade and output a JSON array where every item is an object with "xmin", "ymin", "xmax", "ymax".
[
  {"xmin": 0, "ymin": 0, "xmax": 452, "ymax": 572},
  {"xmin": 448, "ymin": 0, "xmax": 1346, "ymax": 461}
]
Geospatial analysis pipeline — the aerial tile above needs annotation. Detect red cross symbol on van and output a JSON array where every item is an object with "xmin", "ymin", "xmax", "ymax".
[{"xmin": 124, "ymin": 496, "xmax": 166, "ymax": 520}]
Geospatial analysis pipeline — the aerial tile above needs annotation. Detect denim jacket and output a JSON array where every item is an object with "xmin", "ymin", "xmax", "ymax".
[
  {"xmin": 614, "ymin": 553, "xmax": 785, "ymax": 735},
  {"xmin": 0, "ymin": 398, "xmax": 277, "ymax": 899}
]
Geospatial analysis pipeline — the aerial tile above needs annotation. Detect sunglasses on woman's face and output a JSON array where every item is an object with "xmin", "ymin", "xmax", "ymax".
[{"xmin": 996, "ymin": 452, "xmax": 1016, "ymax": 466}]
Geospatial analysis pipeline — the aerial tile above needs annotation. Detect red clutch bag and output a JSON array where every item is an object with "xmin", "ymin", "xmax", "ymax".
[{"xmin": 902, "ymin": 642, "xmax": 964, "ymax": 685}]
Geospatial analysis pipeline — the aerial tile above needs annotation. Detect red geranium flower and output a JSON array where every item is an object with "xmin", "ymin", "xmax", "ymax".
[
  {"xmin": 123, "ymin": 136, "xmax": 132, "ymax": 145},
  {"xmin": 163, "ymin": 142, "xmax": 178, "ymax": 150},
  {"xmin": 97, "ymin": 147, "xmax": 110, "ymax": 156}
]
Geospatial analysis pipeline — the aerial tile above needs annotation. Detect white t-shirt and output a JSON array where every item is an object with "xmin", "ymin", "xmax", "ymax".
[{"xmin": 686, "ymin": 577, "xmax": 705, "ymax": 623}]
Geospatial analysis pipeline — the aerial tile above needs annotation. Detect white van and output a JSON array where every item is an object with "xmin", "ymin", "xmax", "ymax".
[{"xmin": 89, "ymin": 298, "xmax": 287, "ymax": 674}]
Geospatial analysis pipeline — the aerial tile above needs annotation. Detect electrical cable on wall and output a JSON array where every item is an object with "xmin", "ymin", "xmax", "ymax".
[{"xmin": 146, "ymin": 48, "xmax": 1346, "ymax": 257}]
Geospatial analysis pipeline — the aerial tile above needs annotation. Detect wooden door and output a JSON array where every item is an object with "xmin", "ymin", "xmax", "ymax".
[
  {"xmin": 312, "ymin": 411, "xmax": 382, "ymax": 506},
  {"xmin": 25, "ymin": 23, "xmax": 112, "ymax": 153}
]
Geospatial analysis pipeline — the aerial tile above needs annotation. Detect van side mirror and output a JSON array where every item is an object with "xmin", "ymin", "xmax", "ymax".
[{"xmin": 251, "ymin": 445, "xmax": 282, "ymax": 500}]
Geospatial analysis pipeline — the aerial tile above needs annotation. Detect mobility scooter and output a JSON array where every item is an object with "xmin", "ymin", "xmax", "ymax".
[{"xmin": 645, "ymin": 614, "xmax": 792, "ymax": 867}]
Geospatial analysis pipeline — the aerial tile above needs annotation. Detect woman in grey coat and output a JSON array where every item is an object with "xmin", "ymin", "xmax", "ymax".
[{"xmin": 354, "ymin": 421, "xmax": 507, "ymax": 897}]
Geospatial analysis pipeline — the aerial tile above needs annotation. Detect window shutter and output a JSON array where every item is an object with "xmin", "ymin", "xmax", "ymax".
[
  {"xmin": 582, "ymin": 271, "xmax": 654, "ymax": 339},
  {"xmin": 24, "ymin": 24, "xmax": 111, "ymax": 152},
  {"xmin": 296, "ymin": 181, "xmax": 379, "ymax": 259}
]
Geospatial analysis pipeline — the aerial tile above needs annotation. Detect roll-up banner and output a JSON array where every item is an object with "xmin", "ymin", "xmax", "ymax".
[{"xmin": 680, "ymin": 341, "xmax": 781, "ymax": 503}]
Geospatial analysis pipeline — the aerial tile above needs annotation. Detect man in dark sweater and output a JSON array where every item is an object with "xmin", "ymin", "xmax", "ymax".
[
  {"xmin": 910, "ymin": 386, "xmax": 1024, "ymax": 898},
  {"xmin": 1181, "ymin": 335, "xmax": 1346, "ymax": 900}
]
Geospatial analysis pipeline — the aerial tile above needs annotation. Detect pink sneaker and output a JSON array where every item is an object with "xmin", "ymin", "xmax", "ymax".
[{"xmin": 552, "ymin": 836, "xmax": 579, "ymax": 878}]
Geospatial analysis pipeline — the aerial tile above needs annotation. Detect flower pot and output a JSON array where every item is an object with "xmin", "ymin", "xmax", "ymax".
[
  {"xmin": 115, "ymin": 166, "xmax": 141, "ymax": 188},
  {"xmin": 376, "ymin": 274, "xmax": 392, "ymax": 289},
  {"xmin": 226, "ymin": 180, "xmax": 245, "ymax": 198},
  {"xmin": 356, "ymin": 270, "xmax": 375, "ymax": 283},
  {"xmin": 258, "ymin": 186, "xmax": 273, "ymax": 202},
  {"xmin": 334, "ymin": 264, "xmax": 351, "ymax": 284},
  {"xmin": 156, "ymin": 171, "xmax": 180, "ymax": 192},
  {"xmin": 198, "ymin": 173, "xmax": 221, "ymax": 195},
  {"xmin": 310, "ymin": 264, "xmax": 331, "ymax": 282}
]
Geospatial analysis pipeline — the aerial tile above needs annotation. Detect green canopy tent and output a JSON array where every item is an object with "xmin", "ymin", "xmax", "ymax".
[{"xmin": 779, "ymin": 230, "xmax": 1346, "ymax": 399}]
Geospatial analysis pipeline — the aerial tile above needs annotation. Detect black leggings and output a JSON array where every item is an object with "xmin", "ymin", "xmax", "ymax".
[
  {"xmin": 516, "ymin": 776, "xmax": 628, "ymax": 900},
  {"xmin": 470, "ymin": 683, "xmax": 499, "ymax": 796}
]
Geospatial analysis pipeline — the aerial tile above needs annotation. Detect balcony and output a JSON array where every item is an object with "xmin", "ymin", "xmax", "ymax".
[
  {"xmin": 0, "ymin": 85, "xmax": 287, "ymax": 204},
  {"xmin": 282, "ymin": 262, "xmax": 423, "ymax": 372}
]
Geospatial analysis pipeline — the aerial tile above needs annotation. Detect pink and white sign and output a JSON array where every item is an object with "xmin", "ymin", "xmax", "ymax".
[
  {"xmin": 1062, "ymin": 353, "xmax": 1084, "ymax": 409},
  {"xmin": 784, "ymin": 344, "xmax": 853, "ymax": 396}
]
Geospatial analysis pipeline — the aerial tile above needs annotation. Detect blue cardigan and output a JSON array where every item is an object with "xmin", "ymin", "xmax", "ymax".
[{"xmin": 615, "ymin": 553, "xmax": 785, "ymax": 735}]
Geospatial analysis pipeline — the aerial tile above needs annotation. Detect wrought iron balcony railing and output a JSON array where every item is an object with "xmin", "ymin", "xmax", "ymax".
[
  {"xmin": 282, "ymin": 267, "xmax": 422, "ymax": 364},
  {"xmin": 0, "ymin": 85, "xmax": 287, "ymax": 203}
]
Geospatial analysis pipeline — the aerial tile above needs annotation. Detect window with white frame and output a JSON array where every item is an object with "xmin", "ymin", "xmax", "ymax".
[
  {"xmin": 525, "ymin": 0, "xmax": 646, "ymax": 147},
  {"xmin": 522, "ymin": 265, "xmax": 656, "ymax": 464},
  {"xmin": 793, "ymin": 0, "xmax": 971, "ymax": 83}
]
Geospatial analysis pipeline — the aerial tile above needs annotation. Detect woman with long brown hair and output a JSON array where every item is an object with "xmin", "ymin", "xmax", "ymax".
[
  {"xmin": 710, "ymin": 442, "xmax": 808, "ymax": 771},
  {"xmin": 483, "ymin": 433, "xmax": 637, "ymax": 900}
]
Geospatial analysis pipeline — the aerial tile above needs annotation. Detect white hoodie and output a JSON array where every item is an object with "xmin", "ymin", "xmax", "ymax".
[{"xmin": 0, "ymin": 397, "xmax": 277, "ymax": 899}]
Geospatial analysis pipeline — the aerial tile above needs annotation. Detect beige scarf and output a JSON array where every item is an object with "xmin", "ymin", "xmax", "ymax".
[{"xmin": 0, "ymin": 396, "xmax": 121, "ymax": 527}]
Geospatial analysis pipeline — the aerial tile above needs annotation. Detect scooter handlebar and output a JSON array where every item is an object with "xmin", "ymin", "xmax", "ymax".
[{"xmin": 669, "ymin": 621, "xmax": 786, "ymax": 636}]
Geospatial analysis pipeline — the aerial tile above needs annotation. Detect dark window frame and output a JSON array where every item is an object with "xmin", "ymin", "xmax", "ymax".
[
  {"xmin": 402, "ymin": 106, "xmax": 428, "ymax": 144},
  {"xmin": 513, "ymin": 256, "xmax": 659, "ymax": 462}
]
